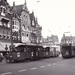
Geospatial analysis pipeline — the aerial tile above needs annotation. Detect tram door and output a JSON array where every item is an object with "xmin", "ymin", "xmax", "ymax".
[{"xmin": 30, "ymin": 46, "xmax": 39, "ymax": 60}]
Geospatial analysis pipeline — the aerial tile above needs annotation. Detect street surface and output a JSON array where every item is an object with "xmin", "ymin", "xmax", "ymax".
[{"xmin": 0, "ymin": 56, "xmax": 75, "ymax": 75}]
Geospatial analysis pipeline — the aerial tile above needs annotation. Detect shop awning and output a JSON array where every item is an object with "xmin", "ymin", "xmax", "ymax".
[{"xmin": 0, "ymin": 42, "xmax": 11, "ymax": 51}]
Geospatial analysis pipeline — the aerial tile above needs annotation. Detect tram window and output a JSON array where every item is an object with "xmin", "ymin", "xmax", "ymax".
[
  {"xmin": 44, "ymin": 48, "xmax": 45, "ymax": 51},
  {"xmin": 28, "ymin": 48, "xmax": 30, "ymax": 52},
  {"xmin": 24, "ymin": 48, "xmax": 26, "ymax": 52},
  {"xmin": 38, "ymin": 48, "xmax": 40, "ymax": 51},
  {"xmin": 36, "ymin": 48, "xmax": 37, "ymax": 50},
  {"xmin": 21, "ymin": 48, "xmax": 24, "ymax": 52},
  {"xmin": 24, "ymin": 47, "xmax": 29, "ymax": 52},
  {"xmin": 27, "ymin": 47, "xmax": 30, "ymax": 52}
]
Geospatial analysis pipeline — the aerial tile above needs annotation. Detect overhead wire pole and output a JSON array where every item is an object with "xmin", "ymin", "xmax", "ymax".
[
  {"xmin": 8, "ymin": 12, "xmax": 13, "ymax": 51},
  {"xmin": 10, "ymin": 13, "xmax": 13, "ymax": 51},
  {"xmin": 18, "ymin": 17, "xmax": 21, "ymax": 43}
]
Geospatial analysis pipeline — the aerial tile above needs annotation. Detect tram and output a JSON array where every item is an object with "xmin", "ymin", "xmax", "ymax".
[
  {"xmin": 5, "ymin": 43, "xmax": 60, "ymax": 62},
  {"xmin": 50, "ymin": 45, "xmax": 60, "ymax": 57},
  {"xmin": 61, "ymin": 44, "xmax": 75, "ymax": 58},
  {"xmin": 5, "ymin": 43, "xmax": 43, "ymax": 62},
  {"xmin": 43, "ymin": 45, "xmax": 60, "ymax": 58}
]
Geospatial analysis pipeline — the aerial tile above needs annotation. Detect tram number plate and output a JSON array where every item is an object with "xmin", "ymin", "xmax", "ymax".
[{"xmin": 17, "ymin": 52, "xmax": 20, "ymax": 57}]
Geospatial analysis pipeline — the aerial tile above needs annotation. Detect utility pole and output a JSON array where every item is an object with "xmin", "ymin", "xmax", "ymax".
[
  {"xmin": 10, "ymin": 13, "xmax": 13, "ymax": 51},
  {"xmin": 8, "ymin": 12, "xmax": 13, "ymax": 51},
  {"xmin": 18, "ymin": 18, "xmax": 22, "ymax": 43}
]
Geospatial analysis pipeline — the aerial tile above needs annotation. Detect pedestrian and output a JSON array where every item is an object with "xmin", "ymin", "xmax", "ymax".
[
  {"xmin": 5, "ymin": 44, "xmax": 8, "ymax": 51},
  {"xmin": 5, "ymin": 44, "xmax": 8, "ymax": 62}
]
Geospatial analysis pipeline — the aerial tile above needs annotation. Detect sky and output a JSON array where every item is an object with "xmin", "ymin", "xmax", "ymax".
[{"xmin": 7, "ymin": 0, "xmax": 75, "ymax": 41}]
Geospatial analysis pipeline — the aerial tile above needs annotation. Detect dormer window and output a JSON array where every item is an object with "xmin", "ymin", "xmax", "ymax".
[{"xmin": 0, "ymin": 6, "xmax": 6, "ymax": 16}]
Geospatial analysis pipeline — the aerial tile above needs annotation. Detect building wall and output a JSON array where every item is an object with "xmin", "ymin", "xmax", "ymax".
[
  {"xmin": 0, "ymin": 0, "xmax": 42, "ymax": 52},
  {"xmin": 20, "ymin": 8, "xmax": 31, "ymax": 43}
]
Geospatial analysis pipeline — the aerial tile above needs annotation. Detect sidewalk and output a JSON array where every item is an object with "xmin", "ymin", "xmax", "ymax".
[{"xmin": 0, "ymin": 59, "xmax": 6, "ymax": 64}]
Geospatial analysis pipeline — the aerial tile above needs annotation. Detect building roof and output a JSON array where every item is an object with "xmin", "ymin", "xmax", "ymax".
[
  {"xmin": 15, "ymin": 5, "xmax": 23, "ymax": 17},
  {"xmin": 11, "ymin": 2, "xmax": 29, "ymax": 17},
  {"xmin": 0, "ymin": 0, "xmax": 10, "ymax": 8}
]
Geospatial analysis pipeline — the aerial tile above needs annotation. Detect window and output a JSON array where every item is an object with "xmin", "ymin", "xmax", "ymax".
[
  {"xmin": 3, "ymin": 31, "xmax": 4, "ymax": 34},
  {"xmin": 1, "ymin": 7, "xmax": 2, "ymax": 12},
  {"xmin": 27, "ymin": 34, "xmax": 28, "ymax": 37},
  {"xmin": 0, "ymin": 21, "xmax": 2, "ymax": 26},
  {"xmin": 8, "ymin": 22, "xmax": 10, "ymax": 28},
  {"xmin": 3, "ymin": 35, "xmax": 6, "ymax": 39},
  {"xmin": 7, "ymin": 36, "xmax": 10, "ymax": 39},
  {"xmin": 3, "ymin": 8, "xmax": 5, "ymax": 13},
  {"xmin": 15, "ymin": 21, "xmax": 16, "ymax": 25},
  {"xmin": 1, "ymin": 7, "xmax": 5, "ymax": 16},
  {"xmin": 4, "ymin": 23, "xmax": 6, "ymax": 27},
  {"xmin": 24, "ymin": 15, "xmax": 25, "ymax": 17},
  {"xmin": 12, "ymin": 21, "xmax": 14, "ymax": 25},
  {"xmin": 22, "ymin": 33, "xmax": 24, "ymax": 36},
  {"xmin": 13, "ymin": 26, "xmax": 14, "ymax": 29}
]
